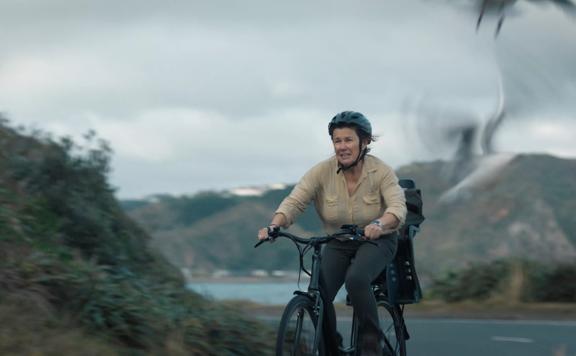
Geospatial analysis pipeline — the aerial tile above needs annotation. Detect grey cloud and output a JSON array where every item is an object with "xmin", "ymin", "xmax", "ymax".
[
  {"xmin": 3, "ymin": 1, "xmax": 491, "ymax": 120},
  {"xmin": 1, "ymin": 0, "xmax": 575, "ymax": 197}
]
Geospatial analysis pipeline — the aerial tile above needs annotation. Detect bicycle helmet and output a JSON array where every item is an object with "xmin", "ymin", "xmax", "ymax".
[
  {"xmin": 328, "ymin": 111, "xmax": 373, "ymax": 173},
  {"xmin": 328, "ymin": 111, "xmax": 372, "ymax": 137}
]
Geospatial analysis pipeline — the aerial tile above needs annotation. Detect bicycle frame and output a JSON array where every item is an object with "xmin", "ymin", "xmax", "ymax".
[
  {"xmin": 255, "ymin": 225, "xmax": 382, "ymax": 356},
  {"xmin": 296, "ymin": 242, "xmax": 324, "ymax": 353}
]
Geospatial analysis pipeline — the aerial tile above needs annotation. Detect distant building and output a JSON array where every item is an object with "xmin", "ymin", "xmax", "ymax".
[
  {"xmin": 212, "ymin": 270, "xmax": 231, "ymax": 278},
  {"xmin": 250, "ymin": 269, "xmax": 269, "ymax": 278},
  {"xmin": 271, "ymin": 270, "xmax": 286, "ymax": 278}
]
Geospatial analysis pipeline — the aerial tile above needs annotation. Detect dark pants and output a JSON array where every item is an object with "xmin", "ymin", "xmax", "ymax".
[{"xmin": 319, "ymin": 233, "xmax": 398, "ymax": 355}]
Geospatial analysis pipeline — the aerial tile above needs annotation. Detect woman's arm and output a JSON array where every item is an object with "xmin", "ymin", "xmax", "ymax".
[
  {"xmin": 269, "ymin": 212, "xmax": 288, "ymax": 228},
  {"xmin": 363, "ymin": 164, "xmax": 407, "ymax": 240},
  {"xmin": 380, "ymin": 168, "xmax": 407, "ymax": 226},
  {"xmin": 257, "ymin": 213, "xmax": 288, "ymax": 240},
  {"xmin": 257, "ymin": 163, "xmax": 323, "ymax": 240},
  {"xmin": 363, "ymin": 212, "xmax": 400, "ymax": 240}
]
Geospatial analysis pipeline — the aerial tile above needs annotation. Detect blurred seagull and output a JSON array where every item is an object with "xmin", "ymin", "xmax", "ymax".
[
  {"xmin": 406, "ymin": 72, "xmax": 517, "ymax": 203},
  {"xmin": 437, "ymin": 0, "xmax": 576, "ymax": 37},
  {"xmin": 475, "ymin": 0, "xmax": 517, "ymax": 37},
  {"xmin": 409, "ymin": 0, "xmax": 576, "ymax": 203},
  {"xmin": 432, "ymin": 0, "xmax": 576, "ymax": 37}
]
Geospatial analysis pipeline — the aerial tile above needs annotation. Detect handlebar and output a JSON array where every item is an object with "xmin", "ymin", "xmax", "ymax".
[
  {"xmin": 254, "ymin": 224, "xmax": 377, "ymax": 279},
  {"xmin": 254, "ymin": 224, "xmax": 375, "ymax": 248}
]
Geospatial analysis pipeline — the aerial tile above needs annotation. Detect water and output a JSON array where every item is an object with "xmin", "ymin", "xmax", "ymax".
[{"xmin": 187, "ymin": 281, "xmax": 347, "ymax": 305}]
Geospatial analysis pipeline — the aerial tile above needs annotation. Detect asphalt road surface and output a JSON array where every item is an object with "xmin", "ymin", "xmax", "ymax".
[
  {"xmin": 339, "ymin": 317, "xmax": 576, "ymax": 356},
  {"xmin": 261, "ymin": 316, "xmax": 576, "ymax": 356}
]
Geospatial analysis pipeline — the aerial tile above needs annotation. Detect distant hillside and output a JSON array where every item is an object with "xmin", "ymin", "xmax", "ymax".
[
  {"xmin": 397, "ymin": 154, "xmax": 576, "ymax": 278},
  {"xmin": 0, "ymin": 118, "xmax": 273, "ymax": 355},
  {"xmin": 123, "ymin": 188, "xmax": 323, "ymax": 273},
  {"xmin": 124, "ymin": 154, "xmax": 576, "ymax": 282}
]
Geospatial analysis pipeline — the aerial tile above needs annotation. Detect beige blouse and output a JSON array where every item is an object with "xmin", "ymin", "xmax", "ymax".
[{"xmin": 275, "ymin": 155, "xmax": 407, "ymax": 234}]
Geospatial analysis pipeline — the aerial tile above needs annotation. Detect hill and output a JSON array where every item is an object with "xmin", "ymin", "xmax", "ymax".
[
  {"xmin": 398, "ymin": 154, "xmax": 576, "ymax": 278},
  {"xmin": 124, "ymin": 154, "xmax": 576, "ymax": 283},
  {"xmin": 0, "ymin": 118, "xmax": 273, "ymax": 355}
]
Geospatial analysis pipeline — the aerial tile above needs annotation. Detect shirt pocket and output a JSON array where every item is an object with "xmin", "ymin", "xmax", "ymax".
[
  {"xmin": 362, "ymin": 193, "xmax": 382, "ymax": 219},
  {"xmin": 322, "ymin": 195, "xmax": 339, "ymax": 222}
]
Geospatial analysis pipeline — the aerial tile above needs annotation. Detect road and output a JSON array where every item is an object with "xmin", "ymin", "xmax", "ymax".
[
  {"xmin": 339, "ymin": 317, "xmax": 576, "ymax": 356},
  {"xmin": 260, "ymin": 316, "xmax": 576, "ymax": 355}
]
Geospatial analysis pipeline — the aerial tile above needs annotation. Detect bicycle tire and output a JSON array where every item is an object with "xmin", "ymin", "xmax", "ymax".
[
  {"xmin": 276, "ymin": 295, "xmax": 324, "ymax": 356},
  {"xmin": 377, "ymin": 300, "xmax": 407, "ymax": 356}
]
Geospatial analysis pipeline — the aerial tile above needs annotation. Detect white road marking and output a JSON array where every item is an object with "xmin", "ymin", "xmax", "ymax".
[
  {"xmin": 409, "ymin": 319, "xmax": 576, "ymax": 327},
  {"xmin": 491, "ymin": 336, "xmax": 534, "ymax": 343}
]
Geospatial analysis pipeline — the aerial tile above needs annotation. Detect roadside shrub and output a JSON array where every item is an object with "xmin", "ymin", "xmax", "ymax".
[
  {"xmin": 1, "ymin": 119, "xmax": 275, "ymax": 355},
  {"xmin": 428, "ymin": 260, "xmax": 510, "ymax": 302},
  {"xmin": 524, "ymin": 263, "xmax": 576, "ymax": 302},
  {"xmin": 429, "ymin": 259, "xmax": 576, "ymax": 303},
  {"xmin": 0, "ymin": 294, "xmax": 119, "ymax": 356}
]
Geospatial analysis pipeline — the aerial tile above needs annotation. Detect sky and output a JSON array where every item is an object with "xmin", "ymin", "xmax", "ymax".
[{"xmin": 1, "ymin": 0, "xmax": 575, "ymax": 199}]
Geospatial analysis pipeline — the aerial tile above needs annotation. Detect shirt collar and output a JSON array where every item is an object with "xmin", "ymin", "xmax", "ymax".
[{"xmin": 331, "ymin": 154, "xmax": 378, "ymax": 177}]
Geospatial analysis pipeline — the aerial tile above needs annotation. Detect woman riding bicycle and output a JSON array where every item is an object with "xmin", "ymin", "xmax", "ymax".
[{"xmin": 257, "ymin": 111, "xmax": 407, "ymax": 356}]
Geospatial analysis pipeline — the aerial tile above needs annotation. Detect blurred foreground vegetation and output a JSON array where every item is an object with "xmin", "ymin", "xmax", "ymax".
[
  {"xmin": 429, "ymin": 258, "xmax": 576, "ymax": 303},
  {"xmin": 0, "ymin": 117, "xmax": 274, "ymax": 355}
]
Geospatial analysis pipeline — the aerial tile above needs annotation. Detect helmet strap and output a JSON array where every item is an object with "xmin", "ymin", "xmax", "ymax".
[{"xmin": 337, "ymin": 142, "xmax": 367, "ymax": 174}]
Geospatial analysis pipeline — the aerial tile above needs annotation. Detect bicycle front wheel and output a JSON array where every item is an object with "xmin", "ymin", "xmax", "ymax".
[
  {"xmin": 377, "ymin": 300, "xmax": 406, "ymax": 356},
  {"xmin": 276, "ymin": 294, "xmax": 323, "ymax": 356}
]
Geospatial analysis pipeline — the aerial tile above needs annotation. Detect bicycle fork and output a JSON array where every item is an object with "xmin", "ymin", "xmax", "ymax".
[{"xmin": 310, "ymin": 246, "xmax": 324, "ymax": 355}]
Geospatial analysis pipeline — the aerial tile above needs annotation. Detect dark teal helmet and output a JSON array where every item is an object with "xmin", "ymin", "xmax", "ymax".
[{"xmin": 328, "ymin": 111, "xmax": 372, "ymax": 137}]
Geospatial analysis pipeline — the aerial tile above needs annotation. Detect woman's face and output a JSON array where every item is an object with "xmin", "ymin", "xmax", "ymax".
[{"xmin": 332, "ymin": 127, "xmax": 365, "ymax": 167}]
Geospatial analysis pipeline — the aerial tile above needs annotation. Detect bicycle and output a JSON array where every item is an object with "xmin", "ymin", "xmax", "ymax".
[{"xmin": 255, "ymin": 224, "xmax": 407, "ymax": 356}]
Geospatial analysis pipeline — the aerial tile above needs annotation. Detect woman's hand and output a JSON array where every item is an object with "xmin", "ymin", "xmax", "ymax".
[
  {"xmin": 257, "ymin": 224, "xmax": 280, "ymax": 241},
  {"xmin": 363, "ymin": 222, "xmax": 384, "ymax": 240},
  {"xmin": 364, "ymin": 213, "xmax": 400, "ymax": 239},
  {"xmin": 364, "ymin": 216, "xmax": 398, "ymax": 240},
  {"xmin": 257, "ymin": 214, "xmax": 286, "ymax": 241},
  {"xmin": 257, "ymin": 227, "xmax": 270, "ymax": 241}
]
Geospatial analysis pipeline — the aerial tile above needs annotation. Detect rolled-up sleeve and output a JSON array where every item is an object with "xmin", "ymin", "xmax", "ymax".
[
  {"xmin": 381, "ymin": 168, "xmax": 407, "ymax": 225},
  {"xmin": 275, "ymin": 165, "xmax": 320, "ymax": 226}
]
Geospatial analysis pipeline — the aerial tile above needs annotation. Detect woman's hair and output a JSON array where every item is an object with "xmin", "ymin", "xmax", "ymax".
[{"xmin": 330, "ymin": 122, "xmax": 377, "ymax": 146}]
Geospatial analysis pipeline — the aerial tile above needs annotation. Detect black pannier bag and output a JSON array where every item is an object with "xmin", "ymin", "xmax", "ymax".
[{"xmin": 378, "ymin": 178, "xmax": 425, "ymax": 304}]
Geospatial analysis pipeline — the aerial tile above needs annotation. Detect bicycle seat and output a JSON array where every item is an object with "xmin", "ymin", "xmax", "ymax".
[{"xmin": 399, "ymin": 178, "xmax": 415, "ymax": 189}]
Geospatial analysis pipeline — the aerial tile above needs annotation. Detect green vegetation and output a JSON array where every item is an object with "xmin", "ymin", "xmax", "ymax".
[
  {"xmin": 0, "ymin": 117, "xmax": 274, "ymax": 355},
  {"xmin": 429, "ymin": 259, "xmax": 576, "ymax": 303}
]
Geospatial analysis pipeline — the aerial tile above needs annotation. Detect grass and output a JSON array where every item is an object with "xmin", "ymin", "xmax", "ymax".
[{"xmin": 0, "ymin": 294, "xmax": 119, "ymax": 356}]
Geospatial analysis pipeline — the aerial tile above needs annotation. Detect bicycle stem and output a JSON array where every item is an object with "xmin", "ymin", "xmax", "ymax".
[{"xmin": 308, "ymin": 245, "xmax": 322, "ymax": 292}]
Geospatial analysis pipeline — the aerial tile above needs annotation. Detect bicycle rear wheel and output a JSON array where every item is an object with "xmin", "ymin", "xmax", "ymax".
[
  {"xmin": 377, "ymin": 300, "xmax": 406, "ymax": 356},
  {"xmin": 276, "ymin": 295, "xmax": 324, "ymax": 356}
]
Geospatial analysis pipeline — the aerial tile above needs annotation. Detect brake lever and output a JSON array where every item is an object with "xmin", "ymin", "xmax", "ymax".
[
  {"xmin": 254, "ymin": 237, "xmax": 272, "ymax": 248},
  {"xmin": 350, "ymin": 234, "xmax": 377, "ymax": 246},
  {"xmin": 353, "ymin": 229, "xmax": 378, "ymax": 246},
  {"xmin": 351, "ymin": 226, "xmax": 378, "ymax": 245},
  {"xmin": 254, "ymin": 225, "xmax": 281, "ymax": 248}
]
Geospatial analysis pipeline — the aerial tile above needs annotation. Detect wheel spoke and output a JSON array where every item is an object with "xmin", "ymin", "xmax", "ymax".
[
  {"xmin": 377, "ymin": 301, "xmax": 406, "ymax": 356},
  {"xmin": 277, "ymin": 296, "xmax": 321, "ymax": 356}
]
